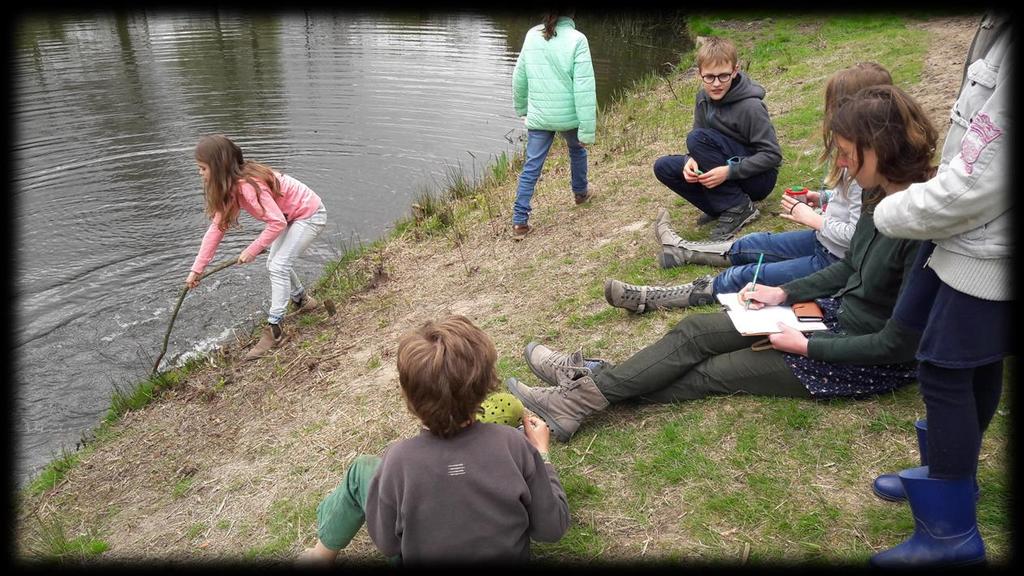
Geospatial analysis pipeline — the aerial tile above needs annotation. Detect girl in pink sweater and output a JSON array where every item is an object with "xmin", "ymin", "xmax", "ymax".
[{"xmin": 186, "ymin": 135, "xmax": 327, "ymax": 361}]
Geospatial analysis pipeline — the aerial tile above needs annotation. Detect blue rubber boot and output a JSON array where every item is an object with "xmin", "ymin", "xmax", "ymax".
[
  {"xmin": 873, "ymin": 420, "xmax": 980, "ymax": 503},
  {"xmin": 873, "ymin": 419, "xmax": 928, "ymax": 502},
  {"xmin": 870, "ymin": 466, "xmax": 986, "ymax": 567}
]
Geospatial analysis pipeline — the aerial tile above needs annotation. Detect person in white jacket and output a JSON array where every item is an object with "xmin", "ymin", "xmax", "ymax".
[{"xmin": 868, "ymin": 12, "xmax": 1012, "ymax": 568}]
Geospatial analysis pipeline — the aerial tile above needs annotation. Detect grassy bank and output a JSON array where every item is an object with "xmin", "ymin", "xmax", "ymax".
[{"xmin": 16, "ymin": 12, "xmax": 1008, "ymax": 566}]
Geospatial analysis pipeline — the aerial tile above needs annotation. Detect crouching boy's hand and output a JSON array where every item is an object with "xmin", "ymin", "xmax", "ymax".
[{"xmin": 523, "ymin": 412, "xmax": 551, "ymax": 456}]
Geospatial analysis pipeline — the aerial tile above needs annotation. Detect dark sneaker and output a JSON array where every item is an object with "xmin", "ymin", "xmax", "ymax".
[
  {"xmin": 697, "ymin": 212, "xmax": 717, "ymax": 226},
  {"xmin": 709, "ymin": 199, "xmax": 759, "ymax": 241},
  {"xmin": 512, "ymin": 223, "xmax": 531, "ymax": 241},
  {"xmin": 574, "ymin": 190, "xmax": 593, "ymax": 205}
]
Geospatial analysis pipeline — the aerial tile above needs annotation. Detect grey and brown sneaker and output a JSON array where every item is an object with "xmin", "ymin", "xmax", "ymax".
[
  {"xmin": 709, "ymin": 199, "xmax": 759, "ymax": 241},
  {"xmin": 524, "ymin": 342, "xmax": 607, "ymax": 386},
  {"xmin": 245, "ymin": 323, "xmax": 288, "ymax": 361},
  {"xmin": 504, "ymin": 370, "xmax": 610, "ymax": 442},
  {"xmin": 574, "ymin": 190, "xmax": 593, "ymax": 205},
  {"xmin": 604, "ymin": 275, "xmax": 716, "ymax": 313},
  {"xmin": 659, "ymin": 238, "xmax": 734, "ymax": 269}
]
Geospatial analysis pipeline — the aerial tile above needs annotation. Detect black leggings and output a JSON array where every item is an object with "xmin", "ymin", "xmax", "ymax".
[{"xmin": 918, "ymin": 360, "xmax": 1004, "ymax": 479}]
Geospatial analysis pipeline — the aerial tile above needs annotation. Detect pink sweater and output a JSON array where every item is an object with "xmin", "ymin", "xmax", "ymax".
[{"xmin": 191, "ymin": 172, "xmax": 322, "ymax": 275}]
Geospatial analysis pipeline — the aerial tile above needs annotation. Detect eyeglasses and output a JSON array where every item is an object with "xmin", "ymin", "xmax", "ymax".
[{"xmin": 701, "ymin": 72, "xmax": 734, "ymax": 84}]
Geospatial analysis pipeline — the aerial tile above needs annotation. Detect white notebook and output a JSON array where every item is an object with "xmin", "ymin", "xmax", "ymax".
[{"xmin": 717, "ymin": 293, "xmax": 829, "ymax": 336}]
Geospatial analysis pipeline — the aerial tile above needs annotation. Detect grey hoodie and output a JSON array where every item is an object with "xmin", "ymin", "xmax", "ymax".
[{"xmin": 693, "ymin": 71, "xmax": 783, "ymax": 180}]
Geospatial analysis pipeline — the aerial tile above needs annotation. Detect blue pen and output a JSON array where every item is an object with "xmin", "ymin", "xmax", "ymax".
[{"xmin": 745, "ymin": 252, "xmax": 765, "ymax": 310}]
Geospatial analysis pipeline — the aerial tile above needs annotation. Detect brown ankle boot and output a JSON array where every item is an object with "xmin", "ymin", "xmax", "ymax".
[
  {"xmin": 290, "ymin": 294, "xmax": 320, "ymax": 315},
  {"xmin": 504, "ymin": 368, "xmax": 609, "ymax": 442},
  {"xmin": 245, "ymin": 323, "xmax": 288, "ymax": 361}
]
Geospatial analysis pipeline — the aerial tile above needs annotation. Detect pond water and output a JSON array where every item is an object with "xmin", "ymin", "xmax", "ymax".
[{"xmin": 12, "ymin": 10, "xmax": 689, "ymax": 485}]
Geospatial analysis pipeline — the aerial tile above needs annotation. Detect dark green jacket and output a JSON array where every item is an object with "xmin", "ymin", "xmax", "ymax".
[{"xmin": 781, "ymin": 204, "xmax": 921, "ymax": 364}]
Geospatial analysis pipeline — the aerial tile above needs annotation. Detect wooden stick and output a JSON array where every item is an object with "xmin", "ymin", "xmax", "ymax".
[{"xmin": 151, "ymin": 259, "xmax": 238, "ymax": 376}]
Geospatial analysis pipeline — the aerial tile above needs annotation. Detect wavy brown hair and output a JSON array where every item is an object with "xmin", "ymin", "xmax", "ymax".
[
  {"xmin": 829, "ymin": 85, "xmax": 938, "ymax": 209},
  {"xmin": 542, "ymin": 9, "xmax": 574, "ymax": 40},
  {"xmin": 396, "ymin": 315, "xmax": 500, "ymax": 438},
  {"xmin": 820, "ymin": 62, "xmax": 894, "ymax": 191},
  {"xmin": 194, "ymin": 134, "xmax": 281, "ymax": 232}
]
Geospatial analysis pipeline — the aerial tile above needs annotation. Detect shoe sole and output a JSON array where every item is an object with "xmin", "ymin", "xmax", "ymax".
[
  {"xmin": 505, "ymin": 377, "xmax": 571, "ymax": 442},
  {"xmin": 657, "ymin": 249, "xmax": 682, "ymax": 270},
  {"xmin": 523, "ymin": 342, "xmax": 558, "ymax": 386}
]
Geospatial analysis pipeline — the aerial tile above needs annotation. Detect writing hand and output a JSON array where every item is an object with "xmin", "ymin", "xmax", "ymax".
[{"xmin": 739, "ymin": 283, "xmax": 786, "ymax": 309}]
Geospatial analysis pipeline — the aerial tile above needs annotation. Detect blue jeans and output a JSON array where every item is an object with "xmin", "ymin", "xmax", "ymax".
[
  {"xmin": 653, "ymin": 128, "xmax": 777, "ymax": 216},
  {"xmin": 712, "ymin": 229, "xmax": 840, "ymax": 294},
  {"xmin": 512, "ymin": 129, "xmax": 588, "ymax": 225}
]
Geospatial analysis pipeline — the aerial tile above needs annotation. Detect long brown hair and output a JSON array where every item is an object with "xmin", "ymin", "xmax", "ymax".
[
  {"xmin": 194, "ymin": 134, "xmax": 281, "ymax": 231},
  {"xmin": 820, "ymin": 62, "xmax": 894, "ymax": 191},
  {"xmin": 542, "ymin": 9, "xmax": 574, "ymax": 40},
  {"xmin": 829, "ymin": 85, "xmax": 938, "ymax": 209},
  {"xmin": 396, "ymin": 316, "xmax": 500, "ymax": 438}
]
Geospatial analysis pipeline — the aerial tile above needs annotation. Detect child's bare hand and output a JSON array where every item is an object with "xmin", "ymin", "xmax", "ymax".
[
  {"xmin": 185, "ymin": 271, "xmax": 200, "ymax": 289},
  {"xmin": 683, "ymin": 157, "xmax": 701, "ymax": 183},
  {"xmin": 237, "ymin": 251, "xmax": 254, "ymax": 264},
  {"xmin": 522, "ymin": 412, "xmax": 550, "ymax": 454},
  {"xmin": 697, "ymin": 166, "xmax": 729, "ymax": 189}
]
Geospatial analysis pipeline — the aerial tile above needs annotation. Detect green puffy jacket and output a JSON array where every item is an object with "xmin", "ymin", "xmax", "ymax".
[{"xmin": 512, "ymin": 17, "xmax": 597, "ymax": 144}]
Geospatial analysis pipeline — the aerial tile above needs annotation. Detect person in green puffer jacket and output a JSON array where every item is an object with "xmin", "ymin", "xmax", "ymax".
[{"xmin": 510, "ymin": 10, "xmax": 597, "ymax": 240}]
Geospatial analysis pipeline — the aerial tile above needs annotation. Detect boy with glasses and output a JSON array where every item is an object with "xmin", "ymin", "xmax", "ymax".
[{"xmin": 653, "ymin": 36, "xmax": 782, "ymax": 240}]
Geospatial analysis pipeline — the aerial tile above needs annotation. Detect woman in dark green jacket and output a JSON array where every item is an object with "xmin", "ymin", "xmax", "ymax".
[{"xmin": 505, "ymin": 85, "xmax": 939, "ymax": 443}]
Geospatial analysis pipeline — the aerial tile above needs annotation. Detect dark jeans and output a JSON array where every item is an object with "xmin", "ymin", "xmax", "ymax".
[
  {"xmin": 892, "ymin": 242, "xmax": 1010, "ymax": 479},
  {"xmin": 653, "ymin": 128, "xmax": 778, "ymax": 216},
  {"xmin": 592, "ymin": 312, "xmax": 809, "ymax": 403}
]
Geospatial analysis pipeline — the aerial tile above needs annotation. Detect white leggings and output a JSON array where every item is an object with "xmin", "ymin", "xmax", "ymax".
[{"xmin": 266, "ymin": 204, "xmax": 327, "ymax": 324}]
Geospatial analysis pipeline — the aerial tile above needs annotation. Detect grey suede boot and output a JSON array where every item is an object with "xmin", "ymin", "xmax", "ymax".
[
  {"xmin": 604, "ymin": 276, "xmax": 716, "ymax": 313},
  {"xmin": 504, "ymin": 368, "xmax": 610, "ymax": 442},
  {"xmin": 523, "ymin": 342, "xmax": 608, "ymax": 387},
  {"xmin": 653, "ymin": 206, "xmax": 686, "ymax": 247},
  {"xmin": 659, "ymin": 238, "xmax": 734, "ymax": 269}
]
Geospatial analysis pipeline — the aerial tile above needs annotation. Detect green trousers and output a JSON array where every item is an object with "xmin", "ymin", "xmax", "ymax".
[
  {"xmin": 316, "ymin": 454, "xmax": 381, "ymax": 550},
  {"xmin": 593, "ymin": 312, "xmax": 811, "ymax": 403}
]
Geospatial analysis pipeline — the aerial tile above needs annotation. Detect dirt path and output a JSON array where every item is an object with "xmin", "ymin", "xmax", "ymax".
[{"xmin": 17, "ymin": 14, "xmax": 984, "ymax": 563}]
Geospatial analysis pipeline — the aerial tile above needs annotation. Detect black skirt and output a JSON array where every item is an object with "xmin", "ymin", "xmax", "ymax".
[{"xmin": 892, "ymin": 242, "xmax": 1012, "ymax": 369}]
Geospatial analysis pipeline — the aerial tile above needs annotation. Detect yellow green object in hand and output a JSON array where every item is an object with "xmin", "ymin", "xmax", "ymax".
[{"xmin": 477, "ymin": 392, "xmax": 525, "ymax": 427}]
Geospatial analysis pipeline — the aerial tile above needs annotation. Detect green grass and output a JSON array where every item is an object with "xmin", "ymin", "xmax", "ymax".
[{"xmin": 244, "ymin": 494, "xmax": 320, "ymax": 559}]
